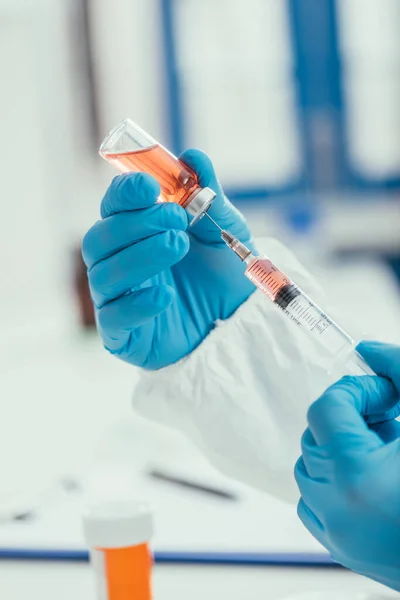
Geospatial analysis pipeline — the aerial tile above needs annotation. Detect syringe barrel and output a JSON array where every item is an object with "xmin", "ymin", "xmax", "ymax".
[{"xmin": 244, "ymin": 255, "xmax": 374, "ymax": 376}]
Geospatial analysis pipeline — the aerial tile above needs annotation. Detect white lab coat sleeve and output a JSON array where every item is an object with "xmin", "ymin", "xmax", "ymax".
[{"xmin": 132, "ymin": 238, "xmax": 337, "ymax": 502}]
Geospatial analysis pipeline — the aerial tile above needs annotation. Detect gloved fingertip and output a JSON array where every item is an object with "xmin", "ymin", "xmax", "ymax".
[
  {"xmin": 301, "ymin": 428, "xmax": 317, "ymax": 452},
  {"xmin": 132, "ymin": 172, "xmax": 160, "ymax": 199},
  {"xmin": 355, "ymin": 340, "xmax": 400, "ymax": 368},
  {"xmin": 119, "ymin": 286, "xmax": 175, "ymax": 323},
  {"xmin": 179, "ymin": 148, "xmax": 218, "ymax": 189},
  {"xmin": 336, "ymin": 374, "xmax": 397, "ymax": 417},
  {"xmin": 357, "ymin": 341, "xmax": 400, "ymax": 385},
  {"xmin": 97, "ymin": 285, "xmax": 176, "ymax": 343},
  {"xmin": 297, "ymin": 498, "xmax": 324, "ymax": 533},
  {"xmin": 157, "ymin": 202, "xmax": 189, "ymax": 231},
  {"xmin": 146, "ymin": 230, "xmax": 189, "ymax": 269},
  {"xmin": 146, "ymin": 284, "xmax": 175, "ymax": 309},
  {"xmin": 168, "ymin": 229, "xmax": 190, "ymax": 257},
  {"xmin": 115, "ymin": 172, "xmax": 159, "ymax": 202},
  {"xmin": 356, "ymin": 340, "xmax": 384, "ymax": 356},
  {"xmin": 81, "ymin": 223, "xmax": 99, "ymax": 268},
  {"xmin": 294, "ymin": 456, "xmax": 308, "ymax": 479},
  {"xmin": 322, "ymin": 375, "xmax": 360, "ymax": 398},
  {"xmin": 331, "ymin": 373, "xmax": 386, "ymax": 394},
  {"xmin": 370, "ymin": 419, "xmax": 400, "ymax": 443},
  {"xmin": 101, "ymin": 172, "xmax": 161, "ymax": 218}
]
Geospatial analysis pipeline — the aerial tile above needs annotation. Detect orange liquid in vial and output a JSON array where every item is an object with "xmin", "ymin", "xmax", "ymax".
[
  {"xmin": 245, "ymin": 257, "xmax": 291, "ymax": 302},
  {"xmin": 104, "ymin": 145, "xmax": 200, "ymax": 208}
]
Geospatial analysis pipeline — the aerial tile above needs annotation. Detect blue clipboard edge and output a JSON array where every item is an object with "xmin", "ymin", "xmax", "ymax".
[{"xmin": 0, "ymin": 547, "xmax": 338, "ymax": 567}]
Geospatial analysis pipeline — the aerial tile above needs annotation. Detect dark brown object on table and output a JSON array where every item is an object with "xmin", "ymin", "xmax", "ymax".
[{"xmin": 74, "ymin": 246, "xmax": 95, "ymax": 328}]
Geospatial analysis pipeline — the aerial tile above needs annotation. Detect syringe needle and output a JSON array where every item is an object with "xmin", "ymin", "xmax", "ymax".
[
  {"xmin": 204, "ymin": 212, "xmax": 252, "ymax": 261},
  {"xmin": 204, "ymin": 212, "xmax": 222, "ymax": 231},
  {"xmin": 221, "ymin": 230, "xmax": 252, "ymax": 261}
]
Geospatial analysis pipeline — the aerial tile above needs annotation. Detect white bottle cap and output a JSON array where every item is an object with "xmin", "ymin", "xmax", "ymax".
[{"xmin": 83, "ymin": 499, "xmax": 153, "ymax": 549}]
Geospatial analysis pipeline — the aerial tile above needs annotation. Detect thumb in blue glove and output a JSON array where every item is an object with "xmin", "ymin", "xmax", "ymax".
[
  {"xmin": 357, "ymin": 340, "xmax": 400, "ymax": 427},
  {"xmin": 295, "ymin": 341, "xmax": 400, "ymax": 592}
]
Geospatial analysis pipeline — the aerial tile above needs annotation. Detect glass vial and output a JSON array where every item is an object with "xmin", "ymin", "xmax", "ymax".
[{"xmin": 99, "ymin": 118, "xmax": 216, "ymax": 225}]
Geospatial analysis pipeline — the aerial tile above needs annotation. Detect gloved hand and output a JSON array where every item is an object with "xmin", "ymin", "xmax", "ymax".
[
  {"xmin": 82, "ymin": 150, "xmax": 255, "ymax": 369},
  {"xmin": 295, "ymin": 341, "xmax": 400, "ymax": 592}
]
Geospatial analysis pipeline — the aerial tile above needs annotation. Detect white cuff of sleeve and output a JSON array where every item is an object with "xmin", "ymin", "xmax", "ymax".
[{"xmin": 133, "ymin": 238, "xmax": 335, "ymax": 503}]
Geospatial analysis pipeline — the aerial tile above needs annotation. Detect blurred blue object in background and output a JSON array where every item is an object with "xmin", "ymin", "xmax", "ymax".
[{"xmin": 160, "ymin": 0, "xmax": 400, "ymax": 199}]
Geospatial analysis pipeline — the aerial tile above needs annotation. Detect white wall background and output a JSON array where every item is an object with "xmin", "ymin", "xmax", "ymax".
[
  {"xmin": 173, "ymin": 0, "xmax": 301, "ymax": 186},
  {"xmin": 337, "ymin": 0, "xmax": 400, "ymax": 177},
  {"xmin": 0, "ymin": 0, "xmax": 76, "ymax": 354},
  {"xmin": 1, "ymin": 0, "xmax": 399, "ymax": 357}
]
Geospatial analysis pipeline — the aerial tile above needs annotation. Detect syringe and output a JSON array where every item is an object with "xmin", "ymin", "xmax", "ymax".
[{"xmin": 205, "ymin": 214, "xmax": 373, "ymax": 377}]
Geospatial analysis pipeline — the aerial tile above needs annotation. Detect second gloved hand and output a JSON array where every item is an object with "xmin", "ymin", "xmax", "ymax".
[
  {"xmin": 295, "ymin": 341, "xmax": 400, "ymax": 592},
  {"xmin": 82, "ymin": 150, "xmax": 255, "ymax": 369}
]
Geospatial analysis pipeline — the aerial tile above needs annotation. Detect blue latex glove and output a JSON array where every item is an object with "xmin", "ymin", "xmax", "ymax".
[
  {"xmin": 82, "ymin": 149, "xmax": 254, "ymax": 369},
  {"xmin": 295, "ymin": 341, "xmax": 400, "ymax": 592}
]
